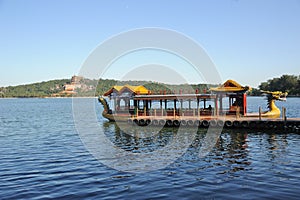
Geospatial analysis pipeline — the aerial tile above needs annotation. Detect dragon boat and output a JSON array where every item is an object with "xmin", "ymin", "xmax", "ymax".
[{"xmin": 98, "ymin": 80, "xmax": 298, "ymax": 129}]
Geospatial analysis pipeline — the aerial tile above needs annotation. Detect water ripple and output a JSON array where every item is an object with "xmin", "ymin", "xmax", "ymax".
[{"xmin": 0, "ymin": 98, "xmax": 300, "ymax": 199}]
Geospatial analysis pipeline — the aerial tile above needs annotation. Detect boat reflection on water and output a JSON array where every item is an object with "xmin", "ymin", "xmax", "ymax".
[
  {"xmin": 102, "ymin": 121, "xmax": 190, "ymax": 153},
  {"xmin": 102, "ymin": 121, "xmax": 290, "ymax": 176},
  {"xmin": 210, "ymin": 131, "xmax": 251, "ymax": 174},
  {"xmin": 102, "ymin": 122, "xmax": 250, "ymax": 172}
]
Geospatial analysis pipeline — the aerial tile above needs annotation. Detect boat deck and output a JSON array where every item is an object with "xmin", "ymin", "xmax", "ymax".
[{"xmin": 125, "ymin": 115, "xmax": 300, "ymax": 132}]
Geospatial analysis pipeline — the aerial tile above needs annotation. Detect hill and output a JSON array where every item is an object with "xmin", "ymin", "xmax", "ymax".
[
  {"xmin": 0, "ymin": 79, "xmax": 70, "ymax": 98},
  {"xmin": 0, "ymin": 77, "xmax": 217, "ymax": 98},
  {"xmin": 1, "ymin": 74, "xmax": 299, "ymax": 98}
]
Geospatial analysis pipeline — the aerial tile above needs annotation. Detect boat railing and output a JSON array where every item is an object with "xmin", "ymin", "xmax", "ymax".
[
  {"xmin": 132, "ymin": 108, "xmax": 215, "ymax": 117},
  {"xmin": 113, "ymin": 105, "xmax": 244, "ymax": 117}
]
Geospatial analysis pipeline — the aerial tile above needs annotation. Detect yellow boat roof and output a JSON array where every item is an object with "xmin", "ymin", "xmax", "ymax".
[
  {"xmin": 103, "ymin": 85, "xmax": 149, "ymax": 96},
  {"xmin": 103, "ymin": 85, "xmax": 123, "ymax": 96},
  {"xmin": 119, "ymin": 85, "xmax": 149, "ymax": 94},
  {"xmin": 210, "ymin": 80, "xmax": 251, "ymax": 92}
]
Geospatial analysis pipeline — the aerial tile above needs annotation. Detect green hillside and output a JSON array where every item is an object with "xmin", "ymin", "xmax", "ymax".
[
  {"xmin": 2, "ymin": 74, "xmax": 298, "ymax": 98},
  {"xmin": 0, "ymin": 79, "xmax": 70, "ymax": 98},
  {"xmin": 0, "ymin": 78, "xmax": 216, "ymax": 98}
]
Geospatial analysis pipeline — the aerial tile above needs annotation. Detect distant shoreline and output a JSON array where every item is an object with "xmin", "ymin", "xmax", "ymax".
[
  {"xmin": 1, "ymin": 95, "xmax": 299, "ymax": 99},
  {"xmin": 0, "ymin": 96, "xmax": 98, "ymax": 99},
  {"xmin": 1, "ymin": 74, "xmax": 299, "ymax": 98}
]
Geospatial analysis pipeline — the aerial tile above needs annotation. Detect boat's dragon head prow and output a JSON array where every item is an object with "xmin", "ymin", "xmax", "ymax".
[
  {"xmin": 260, "ymin": 90, "xmax": 288, "ymax": 117},
  {"xmin": 98, "ymin": 96, "xmax": 110, "ymax": 113},
  {"xmin": 98, "ymin": 96, "xmax": 115, "ymax": 121},
  {"xmin": 261, "ymin": 90, "xmax": 288, "ymax": 102}
]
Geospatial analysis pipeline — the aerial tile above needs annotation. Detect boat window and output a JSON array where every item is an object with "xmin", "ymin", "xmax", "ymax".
[
  {"xmin": 119, "ymin": 99, "xmax": 124, "ymax": 107},
  {"xmin": 138, "ymin": 101, "xmax": 144, "ymax": 109}
]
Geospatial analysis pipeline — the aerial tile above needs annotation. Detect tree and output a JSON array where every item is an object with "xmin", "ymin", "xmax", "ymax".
[{"xmin": 259, "ymin": 74, "xmax": 299, "ymax": 95}]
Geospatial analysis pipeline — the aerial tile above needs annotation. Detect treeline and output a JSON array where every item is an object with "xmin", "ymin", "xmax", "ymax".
[
  {"xmin": 95, "ymin": 79, "xmax": 216, "ymax": 96},
  {"xmin": 0, "ymin": 79, "xmax": 70, "ymax": 98},
  {"xmin": 0, "ymin": 78, "xmax": 215, "ymax": 98},
  {"xmin": 258, "ymin": 74, "xmax": 300, "ymax": 96},
  {"xmin": 1, "ymin": 74, "xmax": 299, "ymax": 98}
]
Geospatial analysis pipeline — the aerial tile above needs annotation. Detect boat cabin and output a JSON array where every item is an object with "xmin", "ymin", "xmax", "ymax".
[
  {"xmin": 210, "ymin": 79, "xmax": 251, "ymax": 116},
  {"xmin": 102, "ymin": 80, "xmax": 251, "ymax": 118},
  {"xmin": 103, "ymin": 85, "xmax": 149, "ymax": 114}
]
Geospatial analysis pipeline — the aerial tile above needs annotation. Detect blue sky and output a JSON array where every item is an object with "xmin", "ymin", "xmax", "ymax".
[{"xmin": 0, "ymin": 0, "xmax": 299, "ymax": 87}]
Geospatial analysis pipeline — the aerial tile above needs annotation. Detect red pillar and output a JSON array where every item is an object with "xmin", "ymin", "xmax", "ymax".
[{"xmin": 243, "ymin": 93, "xmax": 247, "ymax": 115}]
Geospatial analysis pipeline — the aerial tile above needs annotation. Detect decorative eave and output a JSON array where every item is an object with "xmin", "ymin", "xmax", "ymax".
[
  {"xmin": 103, "ymin": 85, "xmax": 149, "ymax": 96},
  {"xmin": 210, "ymin": 79, "xmax": 251, "ymax": 93},
  {"xmin": 103, "ymin": 85, "xmax": 123, "ymax": 96}
]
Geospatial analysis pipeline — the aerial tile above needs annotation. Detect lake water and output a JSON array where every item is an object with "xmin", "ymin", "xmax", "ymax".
[{"xmin": 0, "ymin": 97, "xmax": 300, "ymax": 199}]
